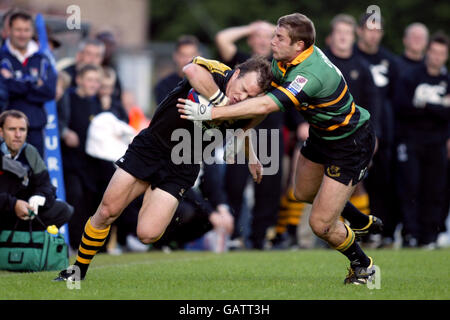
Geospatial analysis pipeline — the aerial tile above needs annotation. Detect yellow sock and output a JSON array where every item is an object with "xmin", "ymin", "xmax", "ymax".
[{"xmin": 76, "ymin": 218, "xmax": 111, "ymax": 265}]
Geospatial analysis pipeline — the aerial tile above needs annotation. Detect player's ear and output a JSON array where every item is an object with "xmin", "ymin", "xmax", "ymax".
[
  {"xmin": 234, "ymin": 68, "xmax": 240, "ymax": 78},
  {"xmin": 295, "ymin": 40, "xmax": 305, "ymax": 52}
]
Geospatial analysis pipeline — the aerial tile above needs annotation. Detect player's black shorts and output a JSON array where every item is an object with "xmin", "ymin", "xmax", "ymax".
[
  {"xmin": 300, "ymin": 121, "xmax": 376, "ymax": 186},
  {"xmin": 115, "ymin": 131, "xmax": 200, "ymax": 201}
]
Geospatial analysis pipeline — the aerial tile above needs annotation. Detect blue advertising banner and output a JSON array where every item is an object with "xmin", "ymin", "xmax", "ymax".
[{"xmin": 35, "ymin": 13, "xmax": 69, "ymax": 244}]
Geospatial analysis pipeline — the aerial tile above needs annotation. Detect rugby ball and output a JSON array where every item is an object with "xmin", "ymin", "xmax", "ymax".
[
  {"xmin": 186, "ymin": 88, "xmax": 250, "ymax": 130},
  {"xmin": 187, "ymin": 88, "xmax": 213, "ymax": 112}
]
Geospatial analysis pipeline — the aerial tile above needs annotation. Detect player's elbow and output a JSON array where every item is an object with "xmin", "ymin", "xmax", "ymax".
[
  {"xmin": 182, "ymin": 63, "xmax": 199, "ymax": 80},
  {"xmin": 215, "ymin": 31, "xmax": 229, "ymax": 49},
  {"xmin": 257, "ymin": 99, "xmax": 279, "ymax": 116},
  {"xmin": 260, "ymin": 104, "xmax": 273, "ymax": 115}
]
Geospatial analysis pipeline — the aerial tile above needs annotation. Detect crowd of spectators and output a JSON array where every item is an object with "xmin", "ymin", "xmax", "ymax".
[{"xmin": 0, "ymin": 8, "xmax": 448, "ymax": 255}]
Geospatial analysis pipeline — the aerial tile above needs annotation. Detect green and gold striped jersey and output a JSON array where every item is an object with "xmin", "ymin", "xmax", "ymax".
[{"xmin": 267, "ymin": 45, "xmax": 370, "ymax": 140}]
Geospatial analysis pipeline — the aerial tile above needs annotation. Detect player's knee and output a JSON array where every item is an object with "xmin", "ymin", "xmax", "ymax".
[
  {"xmin": 137, "ymin": 234, "xmax": 162, "ymax": 245},
  {"xmin": 136, "ymin": 229, "xmax": 164, "ymax": 244},
  {"xmin": 97, "ymin": 199, "xmax": 121, "ymax": 222},
  {"xmin": 309, "ymin": 215, "xmax": 332, "ymax": 238}
]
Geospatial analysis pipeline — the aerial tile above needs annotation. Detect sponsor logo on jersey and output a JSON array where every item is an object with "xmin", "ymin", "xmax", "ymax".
[{"xmin": 286, "ymin": 75, "xmax": 308, "ymax": 96}]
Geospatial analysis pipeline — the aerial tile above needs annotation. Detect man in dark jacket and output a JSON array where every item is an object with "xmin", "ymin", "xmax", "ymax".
[
  {"xmin": 354, "ymin": 13, "xmax": 399, "ymax": 247},
  {"xmin": 154, "ymin": 35, "xmax": 200, "ymax": 105},
  {"xmin": 0, "ymin": 110, "xmax": 72, "ymax": 231},
  {"xmin": 394, "ymin": 32, "xmax": 450, "ymax": 248},
  {"xmin": 215, "ymin": 21, "xmax": 288, "ymax": 250},
  {"xmin": 58, "ymin": 64, "xmax": 102, "ymax": 250},
  {"xmin": 396, "ymin": 23, "xmax": 429, "ymax": 77},
  {"xmin": 324, "ymin": 14, "xmax": 382, "ymax": 246},
  {"xmin": 0, "ymin": 11, "xmax": 56, "ymax": 157}
]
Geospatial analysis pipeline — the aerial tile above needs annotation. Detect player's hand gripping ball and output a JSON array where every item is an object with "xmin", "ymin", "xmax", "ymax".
[{"xmin": 184, "ymin": 89, "xmax": 213, "ymax": 121}]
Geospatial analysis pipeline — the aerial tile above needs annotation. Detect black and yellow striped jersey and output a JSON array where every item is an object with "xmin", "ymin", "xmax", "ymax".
[
  {"xmin": 192, "ymin": 56, "xmax": 231, "ymax": 76},
  {"xmin": 146, "ymin": 56, "xmax": 249, "ymax": 153},
  {"xmin": 267, "ymin": 45, "xmax": 370, "ymax": 140}
]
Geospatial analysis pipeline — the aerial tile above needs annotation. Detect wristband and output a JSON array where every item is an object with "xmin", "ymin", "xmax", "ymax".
[{"xmin": 209, "ymin": 89, "xmax": 229, "ymax": 106}]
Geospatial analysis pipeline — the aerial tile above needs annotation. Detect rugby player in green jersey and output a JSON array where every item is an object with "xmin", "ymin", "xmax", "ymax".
[{"xmin": 178, "ymin": 13, "xmax": 383, "ymax": 285}]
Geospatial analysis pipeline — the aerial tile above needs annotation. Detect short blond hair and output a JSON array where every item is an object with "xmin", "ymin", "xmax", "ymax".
[{"xmin": 330, "ymin": 14, "xmax": 356, "ymax": 32}]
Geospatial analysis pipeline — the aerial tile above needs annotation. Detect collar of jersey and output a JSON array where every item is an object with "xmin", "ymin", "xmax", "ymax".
[
  {"xmin": 277, "ymin": 45, "xmax": 314, "ymax": 76},
  {"xmin": 5, "ymin": 38, "xmax": 39, "ymax": 64}
]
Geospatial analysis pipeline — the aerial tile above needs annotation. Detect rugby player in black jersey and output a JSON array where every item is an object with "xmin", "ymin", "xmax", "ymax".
[{"xmin": 54, "ymin": 56, "xmax": 272, "ymax": 281}]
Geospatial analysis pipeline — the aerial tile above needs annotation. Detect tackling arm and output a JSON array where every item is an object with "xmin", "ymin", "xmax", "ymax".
[
  {"xmin": 177, "ymin": 93, "xmax": 280, "ymax": 121},
  {"xmin": 212, "ymin": 95, "xmax": 279, "ymax": 120}
]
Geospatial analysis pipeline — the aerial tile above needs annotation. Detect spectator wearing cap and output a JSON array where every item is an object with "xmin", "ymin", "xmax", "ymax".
[
  {"xmin": 96, "ymin": 31, "xmax": 117, "ymax": 68},
  {"xmin": 95, "ymin": 31, "xmax": 122, "ymax": 104}
]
